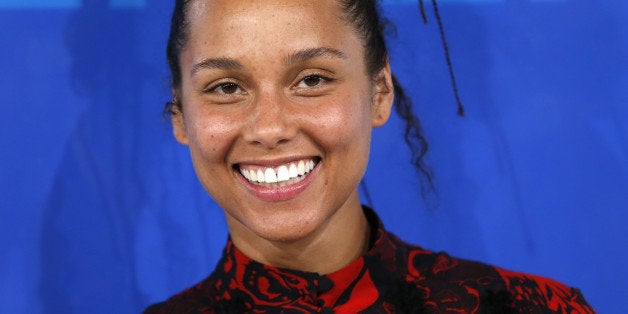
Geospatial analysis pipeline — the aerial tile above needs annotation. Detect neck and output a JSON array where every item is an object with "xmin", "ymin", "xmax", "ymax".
[{"xmin": 227, "ymin": 194, "xmax": 370, "ymax": 274}]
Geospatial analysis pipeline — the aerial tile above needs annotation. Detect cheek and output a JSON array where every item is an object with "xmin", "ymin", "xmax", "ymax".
[
  {"xmin": 185, "ymin": 110, "xmax": 242, "ymax": 159},
  {"xmin": 318, "ymin": 97, "xmax": 371, "ymax": 141},
  {"xmin": 306, "ymin": 96, "xmax": 373, "ymax": 149}
]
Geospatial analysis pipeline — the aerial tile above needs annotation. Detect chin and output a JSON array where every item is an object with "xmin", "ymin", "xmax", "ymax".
[{"xmin": 240, "ymin": 205, "xmax": 329, "ymax": 243}]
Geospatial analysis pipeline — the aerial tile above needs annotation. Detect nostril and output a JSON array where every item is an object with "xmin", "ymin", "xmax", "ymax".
[
  {"xmin": 244, "ymin": 99, "xmax": 297, "ymax": 148},
  {"xmin": 246, "ymin": 121, "xmax": 296, "ymax": 148}
]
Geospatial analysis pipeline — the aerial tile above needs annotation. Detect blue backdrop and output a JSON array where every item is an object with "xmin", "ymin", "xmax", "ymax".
[{"xmin": 1, "ymin": 0, "xmax": 626, "ymax": 313}]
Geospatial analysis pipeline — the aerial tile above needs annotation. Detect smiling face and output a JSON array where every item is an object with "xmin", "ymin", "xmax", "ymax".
[{"xmin": 172, "ymin": 0, "xmax": 393, "ymax": 246}]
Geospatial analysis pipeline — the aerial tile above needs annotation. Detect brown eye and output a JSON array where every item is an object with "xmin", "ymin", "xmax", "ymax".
[
  {"xmin": 297, "ymin": 75, "xmax": 326, "ymax": 88},
  {"xmin": 209, "ymin": 82, "xmax": 243, "ymax": 95},
  {"xmin": 303, "ymin": 76, "xmax": 322, "ymax": 86}
]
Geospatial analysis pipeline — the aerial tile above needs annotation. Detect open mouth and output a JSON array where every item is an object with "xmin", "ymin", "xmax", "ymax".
[{"xmin": 236, "ymin": 158, "xmax": 320, "ymax": 188}]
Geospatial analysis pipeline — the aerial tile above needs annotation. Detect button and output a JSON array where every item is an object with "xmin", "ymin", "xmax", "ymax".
[{"xmin": 318, "ymin": 276, "xmax": 333, "ymax": 293}]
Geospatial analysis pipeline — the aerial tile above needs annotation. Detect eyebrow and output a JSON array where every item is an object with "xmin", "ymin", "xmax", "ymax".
[
  {"xmin": 191, "ymin": 58, "xmax": 243, "ymax": 75},
  {"xmin": 284, "ymin": 47, "xmax": 347, "ymax": 65},
  {"xmin": 190, "ymin": 47, "xmax": 347, "ymax": 75}
]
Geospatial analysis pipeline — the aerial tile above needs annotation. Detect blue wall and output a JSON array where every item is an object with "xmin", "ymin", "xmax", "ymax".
[{"xmin": 1, "ymin": 0, "xmax": 626, "ymax": 313}]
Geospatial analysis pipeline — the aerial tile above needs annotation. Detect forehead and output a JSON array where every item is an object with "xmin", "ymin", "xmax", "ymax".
[
  {"xmin": 187, "ymin": 0, "xmax": 344, "ymax": 26},
  {"xmin": 183, "ymin": 0, "xmax": 362, "ymax": 60}
]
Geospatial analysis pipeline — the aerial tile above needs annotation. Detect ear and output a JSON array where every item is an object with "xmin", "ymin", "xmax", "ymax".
[
  {"xmin": 170, "ymin": 92, "xmax": 189, "ymax": 145},
  {"xmin": 371, "ymin": 62, "xmax": 394, "ymax": 128}
]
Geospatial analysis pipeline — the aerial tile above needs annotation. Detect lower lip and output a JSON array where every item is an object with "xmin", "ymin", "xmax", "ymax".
[{"xmin": 237, "ymin": 162, "xmax": 319, "ymax": 202}]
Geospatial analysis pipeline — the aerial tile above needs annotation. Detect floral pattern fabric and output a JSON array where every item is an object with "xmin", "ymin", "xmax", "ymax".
[{"xmin": 145, "ymin": 208, "xmax": 593, "ymax": 313}]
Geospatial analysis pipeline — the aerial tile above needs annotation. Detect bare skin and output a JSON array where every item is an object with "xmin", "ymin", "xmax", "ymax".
[{"xmin": 172, "ymin": 0, "xmax": 394, "ymax": 274}]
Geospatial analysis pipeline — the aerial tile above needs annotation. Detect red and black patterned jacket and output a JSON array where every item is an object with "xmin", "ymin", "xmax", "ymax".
[{"xmin": 145, "ymin": 208, "xmax": 593, "ymax": 313}]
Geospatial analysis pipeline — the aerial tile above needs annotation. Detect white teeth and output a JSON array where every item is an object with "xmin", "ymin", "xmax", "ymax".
[
  {"xmin": 265, "ymin": 168, "xmax": 277, "ymax": 183},
  {"xmin": 297, "ymin": 160, "xmax": 305, "ymax": 176},
  {"xmin": 289, "ymin": 163, "xmax": 298, "ymax": 178},
  {"xmin": 240, "ymin": 159, "xmax": 318, "ymax": 186},
  {"xmin": 257, "ymin": 169, "xmax": 265, "ymax": 182},
  {"xmin": 277, "ymin": 165, "xmax": 290, "ymax": 181}
]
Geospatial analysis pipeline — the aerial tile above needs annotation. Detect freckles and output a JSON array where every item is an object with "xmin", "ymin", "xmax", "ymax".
[
  {"xmin": 186, "ymin": 113, "xmax": 239, "ymax": 154},
  {"xmin": 199, "ymin": 117, "xmax": 238, "ymax": 138},
  {"xmin": 317, "ymin": 101, "xmax": 369, "ymax": 141}
]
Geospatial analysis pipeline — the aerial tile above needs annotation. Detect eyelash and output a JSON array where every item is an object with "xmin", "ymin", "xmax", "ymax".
[
  {"xmin": 293, "ymin": 73, "xmax": 336, "ymax": 96},
  {"xmin": 295, "ymin": 74, "xmax": 331, "ymax": 88},
  {"xmin": 205, "ymin": 82, "xmax": 243, "ymax": 95},
  {"xmin": 203, "ymin": 73, "xmax": 334, "ymax": 97}
]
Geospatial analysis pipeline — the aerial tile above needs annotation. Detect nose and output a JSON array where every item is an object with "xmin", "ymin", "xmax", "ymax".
[{"xmin": 243, "ymin": 90, "xmax": 296, "ymax": 149}]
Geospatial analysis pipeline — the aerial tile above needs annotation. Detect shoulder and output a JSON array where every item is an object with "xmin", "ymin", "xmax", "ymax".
[
  {"xmin": 374, "ymin": 231, "xmax": 594, "ymax": 312},
  {"xmin": 494, "ymin": 266, "xmax": 594, "ymax": 313},
  {"xmin": 142, "ymin": 280, "xmax": 214, "ymax": 314},
  {"xmin": 142, "ymin": 274, "xmax": 247, "ymax": 314},
  {"xmin": 375, "ymin": 230, "xmax": 503, "ymax": 283}
]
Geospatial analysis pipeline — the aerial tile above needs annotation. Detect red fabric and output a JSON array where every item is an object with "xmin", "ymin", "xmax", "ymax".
[
  {"xmin": 332, "ymin": 265, "xmax": 378, "ymax": 313},
  {"xmin": 322, "ymin": 258, "xmax": 367, "ymax": 308},
  {"xmin": 496, "ymin": 267, "xmax": 594, "ymax": 313},
  {"xmin": 145, "ymin": 207, "xmax": 594, "ymax": 313}
]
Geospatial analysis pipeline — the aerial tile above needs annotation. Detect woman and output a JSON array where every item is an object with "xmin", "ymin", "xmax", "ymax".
[{"xmin": 146, "ymin": 0, "xmax": 593, "ymax": 312}]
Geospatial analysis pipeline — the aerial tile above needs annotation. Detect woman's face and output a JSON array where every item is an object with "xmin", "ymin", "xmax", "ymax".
[{"xmin": 173, "ymin": 0, "xmax": 393, "ymax": 242}]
